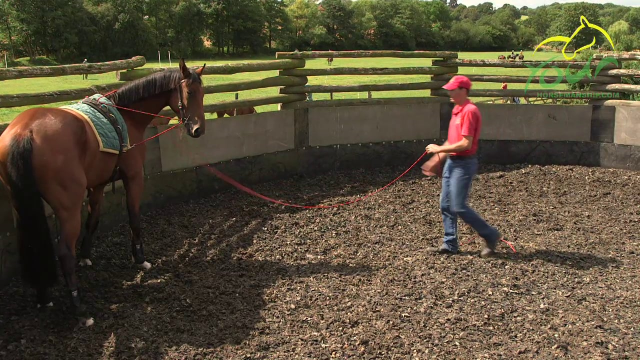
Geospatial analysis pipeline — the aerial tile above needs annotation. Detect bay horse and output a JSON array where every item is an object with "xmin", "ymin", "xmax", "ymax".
[
  {"xmin": 0, "ymin": 58, "xmax": 206, "ymax": 326},
  {"xmin": 327, "ymin": 57, "xmax": 333, "ymax": 66},
  {"xmin": 215, "ymin": 106, "xmax": 257, "ymax": 117}
]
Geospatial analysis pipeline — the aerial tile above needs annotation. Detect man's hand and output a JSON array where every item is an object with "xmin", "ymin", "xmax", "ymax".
[{"xmin": 425, "ymin": 144, "xmax": 442, "ymax": 153}]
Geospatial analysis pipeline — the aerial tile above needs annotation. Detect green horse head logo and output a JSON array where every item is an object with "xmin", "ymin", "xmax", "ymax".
[{"xmin": 534, "ymin": 16, "xmax": 615, "ymax": 60}]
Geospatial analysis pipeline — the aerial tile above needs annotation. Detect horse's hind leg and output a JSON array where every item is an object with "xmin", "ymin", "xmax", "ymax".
[
  {"xmin": 45, "ymin": 178, "xmax": 94, "ymax": 326},
  {"xmin": 56, "ymin": 197, "xmax": 94, "ymax": 326},
  {"xmin": 79, "ymin": 186, "xmax": 105, "ymax": 266},
  {"xmin": 57, "ymin": 206, "xmax": 94, "ymax": 326}
]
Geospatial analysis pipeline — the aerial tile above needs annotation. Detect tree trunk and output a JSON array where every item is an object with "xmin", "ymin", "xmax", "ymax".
[{"xmin": 4, "ymin": 21, "xmax": 14, "ymax": 60}]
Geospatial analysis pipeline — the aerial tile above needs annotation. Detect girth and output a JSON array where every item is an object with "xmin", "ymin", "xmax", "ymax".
[{"xmin": 81, "ymin": 97, "xmax": 124, "ymax": 193}]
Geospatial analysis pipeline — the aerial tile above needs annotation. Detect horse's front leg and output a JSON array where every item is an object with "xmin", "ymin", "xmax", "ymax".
[
  {"xmin": 122, "ymin": 172, "xmax": 150, "ymax": 270},
  {"xmin": 79, "ymin": 185, "xmax": 106, "ymax": 267}
]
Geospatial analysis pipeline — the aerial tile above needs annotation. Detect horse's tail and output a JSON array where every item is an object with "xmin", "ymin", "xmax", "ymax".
[{"xmin": 5, "ymin": 132, "xmax": 57, "ymax": 289}]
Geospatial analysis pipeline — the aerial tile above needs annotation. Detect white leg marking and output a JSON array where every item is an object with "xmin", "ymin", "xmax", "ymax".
[
  {"xmin": 36, "ymin": 302, "xmax": 54, "ymax": 309},
  {"xmin": 79, "ymin": 258, "xmax": 93, "ymax": 266},
  {"xmin": 138, "ymin": 261, "xmax": 152, "ymax": 270}
]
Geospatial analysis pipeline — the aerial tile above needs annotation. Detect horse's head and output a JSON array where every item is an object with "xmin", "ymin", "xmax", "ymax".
[
  {"xmin": 173, "ymin": 58, "xmax": 206, "ymax": 138},
  {"xmin": 563, "ymin": 16, "xmax": 600, "ymax": 59}
]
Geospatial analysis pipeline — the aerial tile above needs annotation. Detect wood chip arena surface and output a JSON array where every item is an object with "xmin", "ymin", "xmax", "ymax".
[{"xmin": 1, "ymin": 164, "xmax": 639, "ymax": 359}]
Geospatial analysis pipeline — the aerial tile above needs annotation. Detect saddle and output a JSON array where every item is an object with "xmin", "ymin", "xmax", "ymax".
[{"xmin": 81, "ymin": 97, "xmax": 125, "ymax": 194}]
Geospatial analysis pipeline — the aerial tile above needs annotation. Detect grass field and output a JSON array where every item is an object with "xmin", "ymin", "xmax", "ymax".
[{"xmin": 0, "ymin": 51, "xmax": 564, "ymax": 123}]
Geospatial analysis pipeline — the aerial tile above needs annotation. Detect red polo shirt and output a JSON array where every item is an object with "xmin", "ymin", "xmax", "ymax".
[{"xmin": 448, "ymin": 99, "xmax": 481, "ymax": 156}]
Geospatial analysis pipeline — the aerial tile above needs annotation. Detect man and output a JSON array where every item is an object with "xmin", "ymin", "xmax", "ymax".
[
  {"xmin": 425, "ymin": 75, "xmax": 504, "ymax": 258},
  {"xmin": 82, "ymin": 59, "xmax": 88, "ymax": 80},
  {"xmin": 501, "ymin": 82, "xmax": 508, "ymax": 103}
]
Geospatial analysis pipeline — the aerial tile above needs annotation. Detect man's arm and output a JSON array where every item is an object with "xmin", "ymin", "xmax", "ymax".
[{"xmin": 437, "ymin": 137, "xmax": 472, "ymax": 153}]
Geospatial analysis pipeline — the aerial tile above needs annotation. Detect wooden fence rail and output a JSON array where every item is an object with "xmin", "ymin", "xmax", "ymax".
[
  {"xmin": 276, "ymin": 50, "xmax": 458, "ymax": 59},
  {"xmin": 0, "ymin": 56, "xmax": 145, "ymax": 81},
  {"xmin": 432, "ymin": 74, "xmax": 621, "ymax": 84},
  {"xmin": 1, "ymin": 51, "xmax": 639, "ymax": 124},
  {"xmin": 0, "ymin": 76, "xmax": 309, "ymax": 108},
  {"xmin": 280, "ymin": 66, "xmax": 457, "ymax": 76},
  {"xmin": 432, "ymin": 59, "xmax": 620, "ymax": 70},
  {"xmin": 117, "ymin": 59, "xmax": 305, "ymax": 81},
  {"xmin": 280, "ymin": 81, "xmax": 447, "ymax": 94},
  {"xmin": 0, "ymin": 83, "xmax": 122, "ymax": 108},
  {"xmin": 157, "ymin": 94, "xmax": 306, "ymax": 118}
]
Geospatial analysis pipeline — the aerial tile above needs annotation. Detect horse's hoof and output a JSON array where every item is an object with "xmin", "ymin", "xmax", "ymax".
[
  {"xmin": 79, "ymin": 317, "xmax": 95, "ymax": 327},
  {"xmin": 137, "ymin": 261, "xmax": 152, "ymax": 270},
  {"xmin": 79, "ymin": 258, "xmax": 92, "ymax": 267}
]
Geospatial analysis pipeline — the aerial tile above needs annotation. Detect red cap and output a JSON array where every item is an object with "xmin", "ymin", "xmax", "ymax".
[{"xmin": 442, "ymin": 75, "xmax": 472, "ymax": 90}]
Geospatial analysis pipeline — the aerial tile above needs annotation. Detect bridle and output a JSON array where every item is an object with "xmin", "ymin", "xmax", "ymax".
[{"xmin": 177, "ymin": 79, "xmax": 192, "ymax": 128}]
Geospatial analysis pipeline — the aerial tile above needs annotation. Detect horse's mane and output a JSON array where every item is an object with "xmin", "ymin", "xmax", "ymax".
[{"xmin": 107, "ymin": 68, "xmax": 202, "ymax": 106}]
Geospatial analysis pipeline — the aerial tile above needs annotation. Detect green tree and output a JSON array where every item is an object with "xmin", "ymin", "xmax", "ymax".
[
  {"xmin": 262, "ymin": 0, "xmax": 290, "ymax": 50},
  {"xmin": 285, "ymin": 0, "xmax": 321, "ymax": 49},
  {"xmin": 146, "ymin": 0, "xmax": 178, "ymax": 51},
  {"xmin": 0, "ymin": 1, "xmax": 17, "ymax": 59},
  {"xmin": 319, "ymin": 0, "xmax": 356, "ymax": 49},
  {"xmin": 624, "ymin": 8, "xmax": 640, "ymax": 32},
  {"xmin": 170, "ymin": 0, "xmax": 206, "ymax": 57},
  {"xmin": 548, "ymin": 3, "xmax": 604, "ymax": 53},
  {"xmin": 350, "ymin": 0, "xmax": 376, "ymax": 49},
  {"xmin": 526, "ymin": 7, "xmax": 551, "ymax": 42}
]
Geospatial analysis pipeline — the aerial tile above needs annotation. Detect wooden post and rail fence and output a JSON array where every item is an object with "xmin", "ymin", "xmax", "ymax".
[{"xmin": 1, "ymin": 51, "xmax": 639, "ymax": 129}]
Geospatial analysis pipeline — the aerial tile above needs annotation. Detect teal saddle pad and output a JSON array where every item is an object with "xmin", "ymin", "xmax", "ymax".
[{"xmin": 61, "ymin": 94, "xmax": 130, "ymax": 154}]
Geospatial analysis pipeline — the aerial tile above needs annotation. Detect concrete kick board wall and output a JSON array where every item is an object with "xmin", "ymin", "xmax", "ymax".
[
  {"xmin": 614, "ymin": 106, "xmax": 640, "ymax": 146},
  {"xmin": 477, "ymin": 104, "xmax": 592, "ymax": 142},
  {"xmin": 158, "ymin": 110, "xmax": 296, "ymax": 172},
  {"xmin": 308, "ymin": 103, "xmax": 441, "ymax": 146}
]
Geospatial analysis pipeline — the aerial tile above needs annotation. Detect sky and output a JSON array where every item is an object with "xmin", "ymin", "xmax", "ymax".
[{"xmin": 457, "ymin": 0, "xmax": 640, "ymax": 8}]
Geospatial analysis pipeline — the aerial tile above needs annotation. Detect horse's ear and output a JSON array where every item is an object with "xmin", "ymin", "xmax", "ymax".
[
  {"xmin": 580, "ymin": 16, "xmax": 589, "ymax": 26},
  {"xmin": 195, "ymin": 63, "xmax": 206, "ymax": 76},
  {"xmin": 179, "ymin": 58, "xmax": 190, "ymax": 79}
]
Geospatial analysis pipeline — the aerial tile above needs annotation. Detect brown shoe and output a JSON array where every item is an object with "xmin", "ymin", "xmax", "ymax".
[
  {"xmin": 480, "ymin": 233, "xmax": 502, "ymax": 258},
  {"xmin": 427, "ymin": 246, "xmax": 456, "ymax": 255},
  {"xmin": 480, "ymin": 247, "xmax": 496, "ymax": 258}
]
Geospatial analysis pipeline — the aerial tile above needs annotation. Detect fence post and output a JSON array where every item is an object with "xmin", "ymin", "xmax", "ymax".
[
  {"xmin": 429, "ymin": 53, "xmax": 458, "ymax": 98},
  {"xmin": 279, "ymin": 59, "xmax": 307, "ymax": 109}
]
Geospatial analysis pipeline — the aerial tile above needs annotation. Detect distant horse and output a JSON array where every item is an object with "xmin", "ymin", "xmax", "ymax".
[
  {"xmin": 518, "ymin": 54, "xmax": 525, "ymax": 60},
  {"xmin": 215, "ymin": 106, "xmax": 257, "ymax": 117},
  {"xmin": 327, "ymin": 57, "xmax": 333, "ymax": 66},
  {"xmin": 0, "ymin": 59, "xmax": 206, "ymax": 327},
  {"xmin": 498, "ymin": 55, "xmax": 506, "ymax": 60}
]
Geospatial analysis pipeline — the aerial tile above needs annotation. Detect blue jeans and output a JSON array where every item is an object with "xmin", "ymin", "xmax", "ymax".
[{"xmin": 439, "ymin": 156, "xmax": 500, "ymax": 252}]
